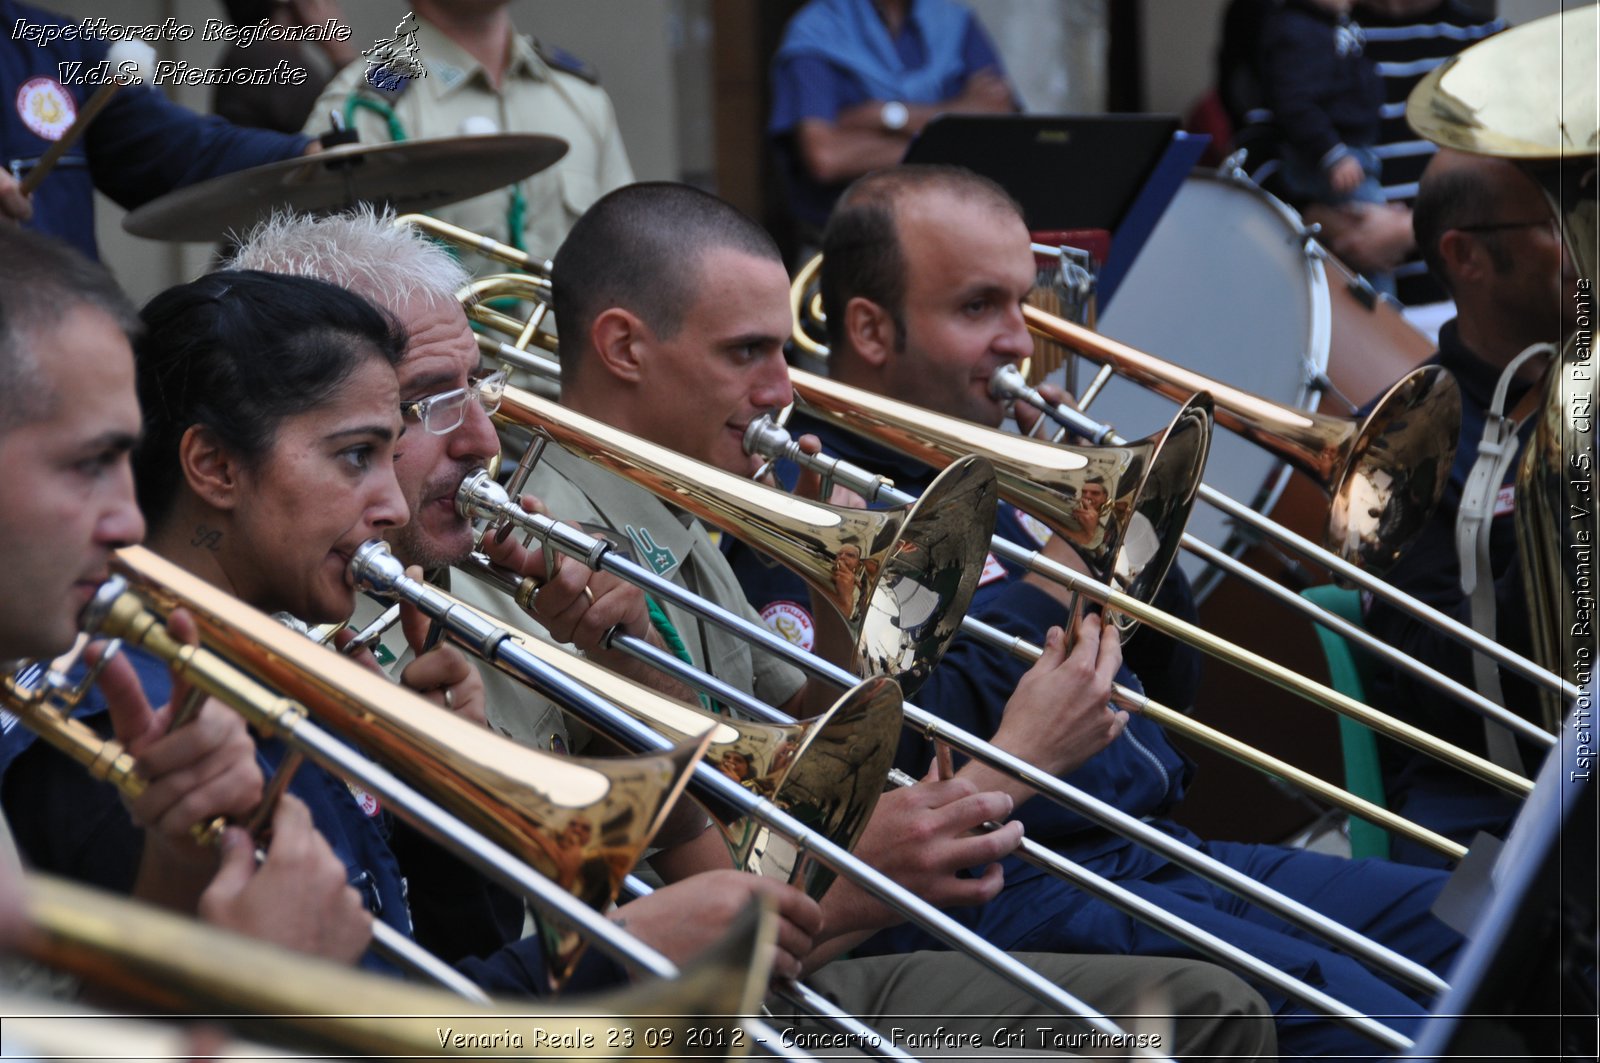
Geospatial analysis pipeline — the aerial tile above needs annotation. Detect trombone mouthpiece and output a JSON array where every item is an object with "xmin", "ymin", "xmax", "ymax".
[
  {"xmin": 455, "ymin": 469, "xmax": 509, "ymax": 521},
  {"xmin": 743, "ymin": 415, "xmax": 795, "ymax": 462},
  {"xmin": 990, "ymin": 362, "xmax": 1027, "ymax": 402},
  {"xmin": 80, "ymin": 576, "xmax": 131, "ymax": 634},
  {"xmin": 348, "ymin": 540, "xmax": 404, "ymax": 595}
]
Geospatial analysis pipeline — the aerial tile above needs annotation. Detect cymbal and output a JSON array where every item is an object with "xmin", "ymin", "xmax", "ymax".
[
  {"xmin": 1407, "ymin": 5, "xmax": 1597, "ymax": 160},
  {"xmin": 122, "ymin": 133, "xmax": 569, "ymax": 241}
]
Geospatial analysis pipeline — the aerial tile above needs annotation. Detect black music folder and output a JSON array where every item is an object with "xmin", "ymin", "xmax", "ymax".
[{"xmin": 901, "ymin": 114, "xmax": 1206, "ymax": 305}]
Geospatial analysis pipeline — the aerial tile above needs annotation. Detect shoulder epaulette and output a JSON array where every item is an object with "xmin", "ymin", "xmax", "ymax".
[{"xmin": 532, "ymin": 37, "xmax": 601, "ymax": 84}]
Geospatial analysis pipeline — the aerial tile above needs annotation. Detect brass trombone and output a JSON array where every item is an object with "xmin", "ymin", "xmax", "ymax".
[
  {"xmin": 737, "ymin": 414, "xmax": 1468, "ymax": 858},
  {"xmin": 17, "ymin": 872, "xmax": 772, "ymax": 1059},
  {"xmin": 787, "ymin": 252, "xmax": 1460, "ymax": 574},
  {"xmin": 448, "ymin": 552, "xmax": 1419, "ymax": 1049},
  {"xmin": 94, "ymin": 547, "xmax": 713, "ymax": 987},
  {"xmin": 347, "ymin": 542, "xmax": 1185, "ymax": 1056},
  {"xmin": 486, "ymin": 384, "xmax": 999, "ymax": 695},
  {"xmin": 1, "ymin": 638, "xmax": 489, "ymax": 1000},
  {"xmin": 794, "ymin": 254, "xmax": 1577, "ymax": 705},
  {"xmin": 441, "ymin": 472, "xmax": 1447, "ymax": 997},
  {"xmin": 352, "ymin": 536, "xmax": 904, "ymax": 902}
]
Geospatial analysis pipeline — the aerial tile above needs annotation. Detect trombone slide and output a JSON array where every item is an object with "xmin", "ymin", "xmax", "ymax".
[{"xmin": 348, "ymin": 542, "xmax": 1168, "ymax": 1053}]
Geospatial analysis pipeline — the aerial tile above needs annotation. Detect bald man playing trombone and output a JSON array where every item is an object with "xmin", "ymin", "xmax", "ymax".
[{"xmin": 226, "ymin": 202, "xmax": 1277, "ymax": 1059}]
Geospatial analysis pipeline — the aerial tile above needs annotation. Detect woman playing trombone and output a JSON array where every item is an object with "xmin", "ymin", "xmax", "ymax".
[{"xmin": 0, "ymin": 270, "xmax": 616, "ymax": 993}]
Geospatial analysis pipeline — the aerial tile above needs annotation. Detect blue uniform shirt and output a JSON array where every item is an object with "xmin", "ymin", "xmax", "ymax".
[
  {"xmin": 725, "ymin": 413, "xmax": 1200, "ymax": 861},
  {"xmin": 3, "ymin": 0, "xmax": 310, "ymax": 260},
  {"xmin": 768, "ymin": 0, "xmax": 1009, "ymax": 229}
]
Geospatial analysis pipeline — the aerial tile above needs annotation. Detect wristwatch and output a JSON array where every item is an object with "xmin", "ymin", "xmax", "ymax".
[{"xmin": 880, "ymin": 100, "xmax": 909, "ymax": 132}]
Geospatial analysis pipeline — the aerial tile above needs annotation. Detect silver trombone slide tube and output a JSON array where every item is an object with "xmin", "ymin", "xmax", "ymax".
[
  {"xmin": 79, "ymin": 579, "xmax": 681, "ymax": 986},
  {"xmin": 995, "ymin": 364, "xmax": 1579, "ymax": 704},
  {"xmin": 617, "ymin": 875, "xmax": 924, "ymax": 1063},
  {"xmin": 881, "ymin": 776, "xmax": 1415, "ymax": 1054},
  {"xmin": 744, "ymin": 414, "xmax": 1549, "ymax": 754},
  {"xmin": 451, "ymin": 481, "xmax": 1447, "ymax": 998},
  {"xmin": 456, "ymin": 559, "xmax": 1417, "ymax": 1047},
  {"xmin": 350, "ymin": 543, "xmax": 1168, "ymax": 1055}
]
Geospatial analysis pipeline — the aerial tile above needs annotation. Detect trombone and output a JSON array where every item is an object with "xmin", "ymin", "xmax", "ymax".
[
  {"xmin": 16, "ymin": 872, "xmax": 772, "ymax": 1059},
  {"xmin": 487, "ymin": 378, "xmax": 1000, "ymax": 695},
  {"xmin": 342, "ymin": 542, "xmax": 905, "ymax": 902},
  {"xmin": 20, "ymin": 560, "xmax": 877, "ymax": 1059},
  {"xmin": 450, "ymin": 549, "xmax": 1417, "ymax": 1050},
  {"xmin": 794, "ymin": 252, "xmax": 1578, "ymax": 707},
  {"xmin": 349, "ymin": 542, "xmax": 1184, "ymax": 1056},
  {"xmin": 989, "ymin": 362, "xmax": 1555, "ymax": 746},
  {"xmin": 751, "ymin": 376, "xmax": 1546, "ymax": 789},
  {"xmin": 3, "ymin": 635, "xmax": 487, "ymax": 1001},
  {"xmin": 95, "ymin": 547, "xmax": 712, "ymax": 987},
  {"xmin": 738, "ymin": 414, "xmax": 1470, "ymax": 858},
  {"xmin": 445, "ymin": 468, "xmax": 1446, "ymax": 998}
]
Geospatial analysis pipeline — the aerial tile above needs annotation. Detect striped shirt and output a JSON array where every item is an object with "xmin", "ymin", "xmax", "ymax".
[{"xmin": 1358, "ymin": 2, "xmax": 1504, "ymax": 303}]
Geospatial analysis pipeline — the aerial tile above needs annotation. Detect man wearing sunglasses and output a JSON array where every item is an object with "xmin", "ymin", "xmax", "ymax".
[{"xmin": 1362, "ymin": 148, "xmax": 1582, "ymax": 866}]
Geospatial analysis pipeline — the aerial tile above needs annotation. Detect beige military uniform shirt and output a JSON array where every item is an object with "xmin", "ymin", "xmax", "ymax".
[
  {"xmin": 307, "ymin": 19, "xmax": 634, "ymax": 267},
  {"xmin": 345, "ymin": 575, "xmax": 576, "ymax": 756},
  {"xmin": 475, "ymin": 443, "xmax": 807, "ymax": 752}
]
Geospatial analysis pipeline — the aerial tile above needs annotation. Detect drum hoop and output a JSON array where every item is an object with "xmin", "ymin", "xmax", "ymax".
[{"xmin": 1183, "ymin": 171, "xmax": 1334, "ymax": 596}]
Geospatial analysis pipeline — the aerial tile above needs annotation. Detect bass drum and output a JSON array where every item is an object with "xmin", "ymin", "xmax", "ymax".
[
  {"xmin": 1086, "ymin": 169, "xmax": 1436, "ymax": 596},
  {"xmin": 1076, "ymin": 170, "xmax": 1437, "ymax": 844}
]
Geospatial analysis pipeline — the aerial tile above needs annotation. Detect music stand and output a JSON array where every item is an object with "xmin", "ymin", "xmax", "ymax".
[
  {"xmin": 1408, "ymin": 696, "xmax": 1598, "ymax": 1060},
  {"xmin": 901, "ymin": 114, "xmax": 1207, "ymax": 304}
]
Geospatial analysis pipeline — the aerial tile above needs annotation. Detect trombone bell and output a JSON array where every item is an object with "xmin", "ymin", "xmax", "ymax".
[
  {"xmin": 788, "ymin": 367, "xmax": 1214, "ymax": 633},
  {"xmin": 1020, "ymin": 304, "xmax": 1462, "ymax": 573},
  {"xmin": 490, "ymin": 384, "xmax": 999, "ymax": 692}
]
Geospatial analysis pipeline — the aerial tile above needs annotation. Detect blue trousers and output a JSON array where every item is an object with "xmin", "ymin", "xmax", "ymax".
[{"xmin": 864, "ymin": 833, "xmax": 1461, "ymax": 1061}]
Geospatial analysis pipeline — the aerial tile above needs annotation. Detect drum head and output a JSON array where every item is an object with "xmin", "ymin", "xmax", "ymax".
[{"xmin": 1084, "ymin": 174, "xmax": 1327, "ymax": 593}]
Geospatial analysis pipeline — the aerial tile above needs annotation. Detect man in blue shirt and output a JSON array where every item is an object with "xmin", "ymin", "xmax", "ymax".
[
  {"xmin": 1, "ymin": 0, "xmax": 314, "ymax": 260},
  {"xmin": 1362, "ymin": 149, "xmax": 1580, "ymax": 865},
  {"xmin": 770, "ymin": 0, "xmax": 1015, "ymax": 241},
  {"xmin": 732, "ymin": 164, "xmax": 1465, "ymax": 1060}
]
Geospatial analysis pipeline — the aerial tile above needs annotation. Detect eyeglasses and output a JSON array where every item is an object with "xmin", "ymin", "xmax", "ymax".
[
  {"xmin": 400, "ymin": 368, "xmax": 508, "ymax": 436},
  {"xmin": 1455, "ymin": 217, "xmax": 1556, "ymax": 235}
]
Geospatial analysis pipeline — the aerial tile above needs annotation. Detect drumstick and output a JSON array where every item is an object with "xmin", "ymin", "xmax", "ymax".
[{"xmin": 19, "ymin": 41, "xmax": 155, "ymax": 196}]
